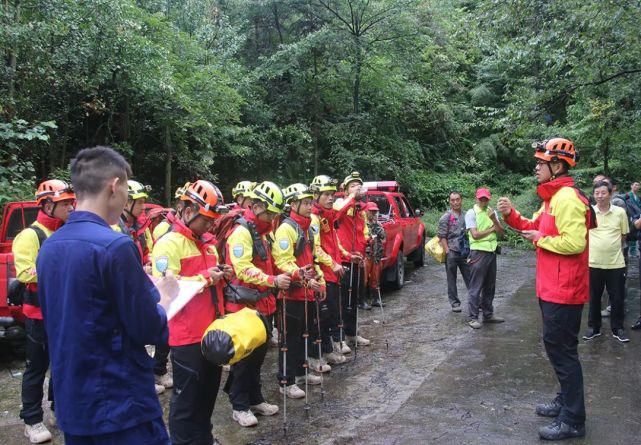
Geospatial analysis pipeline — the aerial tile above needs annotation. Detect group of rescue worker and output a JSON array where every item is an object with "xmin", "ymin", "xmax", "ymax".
[{"xmin": 13, "ymin": 170, "xmax": 388, "ymax": 444}]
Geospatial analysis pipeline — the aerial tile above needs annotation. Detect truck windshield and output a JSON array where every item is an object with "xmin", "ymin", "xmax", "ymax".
[{"xmin": 365, "ymin": 195, "xmax": 391, "ymax": 220}]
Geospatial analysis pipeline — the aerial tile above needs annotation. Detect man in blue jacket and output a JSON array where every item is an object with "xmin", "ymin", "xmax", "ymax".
[{"xmin": 37, "ymin": 146, "xmax": 178, "ymax": 444}]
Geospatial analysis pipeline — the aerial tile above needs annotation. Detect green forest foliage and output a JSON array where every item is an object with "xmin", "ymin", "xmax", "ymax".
[{"xmin": 2, "ymin": 0, "xmax": 640, "ymax": 207}]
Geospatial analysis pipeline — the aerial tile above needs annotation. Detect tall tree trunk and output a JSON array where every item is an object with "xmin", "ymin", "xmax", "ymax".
[
  {"xmin": 164, "ymin": 126, "xmax": 172, "ymax": 206},
  {"xmin": 353, "ymin": 35, "xmax": 362, "ymax": 114},
  {"xmin": 6, "ymin": 0, "xmax": 20, "ymax": 117}
]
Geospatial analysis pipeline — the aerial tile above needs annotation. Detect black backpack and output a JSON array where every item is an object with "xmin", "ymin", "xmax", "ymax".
[{"xmin": 7, "ymin": 225, "xmax": 48, "ymax": 306}]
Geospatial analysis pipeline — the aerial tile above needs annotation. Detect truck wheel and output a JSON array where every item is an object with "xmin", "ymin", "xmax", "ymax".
[
  {"xmin": 413, "ymin": 235, "xmax": 426, "ymax": 268},
  {"xmin": 390, "ymin": 252, "xmax": 405, "ymax": 290}
]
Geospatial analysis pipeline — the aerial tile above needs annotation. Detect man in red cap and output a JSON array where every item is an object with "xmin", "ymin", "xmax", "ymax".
[{"xmin": 464, "ymin": 187, "xmax": 505, "ymax": 328}]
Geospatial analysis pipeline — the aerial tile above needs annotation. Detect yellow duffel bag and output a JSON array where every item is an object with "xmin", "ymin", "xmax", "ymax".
[
  {"xmin": 201, "ymin": 307, "xmax": 269, "ymax": 365},
  {"xmin": 425, "ymin": 235, "xmax": 446, "ymax": 264}
]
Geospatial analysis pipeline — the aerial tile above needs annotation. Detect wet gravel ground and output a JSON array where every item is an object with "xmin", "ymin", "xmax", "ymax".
[{"xmin": 1, "ymin": 248, "xmax": 640, "ymax": 444}]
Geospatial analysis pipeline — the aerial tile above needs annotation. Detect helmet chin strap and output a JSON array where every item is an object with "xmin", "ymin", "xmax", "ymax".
[
  {"xmin": 123, "ymin": 200, "xmax": 136, "ymax": 222},
  {"xmin": 43, "ymin": 199, "xmax": 58, "ymax": 219},
  {"xmin": 546, "ymin": 163, "xmax": 557, "ymax": 182}
]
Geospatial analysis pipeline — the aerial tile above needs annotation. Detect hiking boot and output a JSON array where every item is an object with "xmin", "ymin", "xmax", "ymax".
[
  {"xmin": 155, "ymin": 373, "xmax": 173, "ymax": 389},
  {"xmin": 333, "ymin": 340, "xmax": 352, "ymax": 354},
  {"xmin": 631, "ymin": 318, "xmax": 641, "ymax": 330},
  {"xmin": 484, "ymin": 315, "xmax": 504, "ymax": 323},
  {"xmin": 296, "ymin": 373, "xmax": 322, "ymax": 386},
  {"xmin": 250, "ymin": 402, "xmax": 279, "ymax": 416},
  {"xmin": 582, "ymin": 327, "xmax": 601, "ymax": 340},
  {"xmin": 308, "ymin": 357, "xmax": 331, "ymax": 373},
  {"xmin": 270, "ymin": 327, "xmax": 279, "ymax": 347},
  {"xmin": 154, "ymin": 383, "xmax": 165, "ymax": 395},
  {"xmin": 347, "ymin": 335, "xmax": 371, "ymax": 346},
  {"xmin": 612, "ymin": 328, "xmax": 630, "ymax": 343},
  {"xmin": 232, "ymin": 409, "xmax": 258, "ymax": 427},
  {"xmin": 279, "ymin": 384, "xmax": 305, "ymax": 399},
  {"xmin": 451, "ymin": 303, "xmax": 462, "ymax": 313},
  {"xmin": 538, "ymin": 419, "xmax": 585, "ymax": 440},
  {"xmin": 358, "ymin": 302, "xmax": 372, "ymax": 310},
  {"xmin": 24, "ymin": 422, "xmax": 52, "ymax": 444},
  {"xmin": 535, "ymin": 396, "xmax": 562, "ymax": 417},
  {"xmin": 468, "ymin": 319, "xmax": 482, "ymax": 329},
  {"xmin": 372, "ymin": 300, "xmax": 386, "ymax": 307},
  {"xmin": 324, "ymin": 351, "xmax": 347, "ymax": 365}
]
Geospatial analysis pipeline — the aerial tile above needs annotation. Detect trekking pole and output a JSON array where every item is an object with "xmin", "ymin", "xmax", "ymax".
[
  {"xmin": 278, "ymin": 290, "xmax": 289, "ymax": 436},
  {"xmin": 314, "ymin": 291, "xmax": 326, "ymax": 400},
  {"xmin": 347, "ymin": 261, "xmax": 355, "ymax": 310},
  {"xmin": 354, "ymin": 263, "xmax": 361, "ymax": 361},
  {"xmin": 337, "ymin": 275, "xmax": 346, "ymax": 352},
  {"xmin": 375, "ymin": 262, "xmax": 389, "ymax": 351},
  {"xmin": 303, "ymin": 286, "xmax": 311, "ymax": 417}
]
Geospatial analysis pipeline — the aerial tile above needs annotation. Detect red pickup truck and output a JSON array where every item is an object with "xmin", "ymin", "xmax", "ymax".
[
  {"xmin": 0, "ymin": 201, "xmax": 39, "ymax": 346},
  {"xmin": 339, "ymin": 181, "xmax": 425, "ymax": 290}
]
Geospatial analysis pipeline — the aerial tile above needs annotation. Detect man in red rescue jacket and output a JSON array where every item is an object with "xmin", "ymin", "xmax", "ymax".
[
  {"xmin": 498, "ymin": 138, "xmax": 591, "ymax": 441},
  {"xmin": 151, "ymin": 180, "xmax": 232, "ymax": 445}
]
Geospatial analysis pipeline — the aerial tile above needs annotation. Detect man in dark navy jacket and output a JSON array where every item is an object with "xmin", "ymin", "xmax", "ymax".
[{"xmin": 37, "ymin": 146, "xmax": 178, "ymax": 444}]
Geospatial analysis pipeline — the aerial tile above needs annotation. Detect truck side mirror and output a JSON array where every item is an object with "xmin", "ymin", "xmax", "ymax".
[{"xmin": 415, "ymin": 209, "xmax": 423, "ymax": 217}]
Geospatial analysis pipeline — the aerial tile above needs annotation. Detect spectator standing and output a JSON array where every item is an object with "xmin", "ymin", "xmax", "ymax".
[
  {"xmin": 583, "ymin": 181, "xmax": 630, "ymax": 343},
  {"xmin": 465, "ymin": 188, "xmax": 505, "ymax": 329},
  {"xmin": 437, "ymin": 191, "xmax": 471, "ymax": 313}
]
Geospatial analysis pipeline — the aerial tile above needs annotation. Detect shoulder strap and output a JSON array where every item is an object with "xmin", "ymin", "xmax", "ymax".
[
  {"xmin": 237, "ymin": 217, "xmax": 267, "ymax": 262},
  {"xmin": 572, "ymin": 186, "xmax": 597, "ymax": 229},
  {"xmin": 29, "ymin": 225, "xmax": 48, "ymax": 248},
  {"xmin": 282, "ymin": 217, "xmax": 314, "ymax": 258}
]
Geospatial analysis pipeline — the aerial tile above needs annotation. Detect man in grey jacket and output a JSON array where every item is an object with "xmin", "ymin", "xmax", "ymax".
[{"xmin": 438, "ymin": 191, "xmax": 470, "ymax": 312}]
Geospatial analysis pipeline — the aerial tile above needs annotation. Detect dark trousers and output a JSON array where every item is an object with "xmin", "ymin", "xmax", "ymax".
[
  {"xmin": 20, "ymin": 318, "xmax": 54, "ymax": 425},
  {"xmin": 340, "ymin": 263, "xmax": 365, "ymax": 336},
  {"xmin": 64, "ymin": 417, "xmax": 169, "ymax": 445},
  {"xmin": 277, "ymin": 300, "xmax": 311, "ymax": 386},
  {"xmin": 153, "ymin": 341, "xmax": 170, "ymax": 376},
  {"xmin": 589, "ymin": 267, "xmax": 626, "ymax": 331},
  {"xmin": 327, "ymin": 282, "xmax": 345, "ymax": 343},
  {"xmin": 224, "ymin": 343, "xmax": 267, "ymax": 411},
  {"xmin": 539, "ymin": 300, "xmax": 586, "ymax": 426},
  {"xmin": 169, "ymin": 343, "xmax": 222, "ymax": 445},
  {"xmin": 467, "ymin": 250, "xmax": 497, "ymax": 320},
  {"xmin": 445, "ymin": 251, "xmax": 471, "ymax": 306},
  {"xmin": 310, "ymin": 284, "xmax": 335, "ymax": 356}
]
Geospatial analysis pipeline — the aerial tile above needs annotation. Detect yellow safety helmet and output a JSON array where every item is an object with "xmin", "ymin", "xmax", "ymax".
[
  {"xmin": 283, "ymin": 183, "xmax": 314, "ymax": 204},
  {"xmin": 251, "ymin": 181, "xmax": 285, "ymax": 214},
  {"xmin": 310, "ymin": 175, "xmax": 338, "ymax": 193},
  {"xmin": 175, "ymin": 182, "xmax": 191, "ymax": 200},
  {"xmin": 341, "ymin": 171, "xmax": 363, "ymax": 190},
  {"xmin": 127, "ymin": 180, "xmax": 150, "ymax": 200},
  {"xmin": 232, "ymin": 181, "xmax": 256, "ymax": 199}
]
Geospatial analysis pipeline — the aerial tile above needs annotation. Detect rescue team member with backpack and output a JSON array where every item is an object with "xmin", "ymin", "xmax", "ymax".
[
  {"xmin": 151, "ymin": 180, "xmax": 233, "ymax": 445},
  {"xmin": 310, "ymin": 175, "xmax": 350, "ymax": 364},
  {"xmin": 222, "ymin": 181, "xmax": 287, "ymax": 427},
  {"xmin": 114, "ymin": 180, "xmax": 173, "ymax": 395},
  {"xmin": 37, "ymin": 146, "xmax": 179, "ymax": 445},
  {"xmin": 13, "ymin": 180, "xmax": 74, "ymax": 444},
  {"xmin": 335, "ymin": 172, "xmax": 371, "ymax": 346},
  {"xmin": 116, "ymin": 180, "xmax": 154, "ymax": 264},
  {"xmin": 364, "ymin": 201, "xmax": 386, "ymax": 308},
  {"xmin": 498, "ymin": 138, "xmax": 591, "ymax": 441},
  {"xmin": 153, "ymin": 182, "xmax": 190, "ymax": 241},
  {"xmin": 274, "ymin": 184, "xmax": 328, "ymax": 400},
  {"xmin": 231, "ymin": 180, "xmax": 256, "ymax": 210}
]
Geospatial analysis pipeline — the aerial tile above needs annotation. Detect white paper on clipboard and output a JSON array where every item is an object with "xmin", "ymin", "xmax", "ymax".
[{"xmin": 165, "ymin": 280, "xmax": 206, "ymax": 320}]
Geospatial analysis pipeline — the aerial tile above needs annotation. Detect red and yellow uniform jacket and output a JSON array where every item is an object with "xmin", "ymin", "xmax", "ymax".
[
  {"xmin": 273, "ymin": 211, "xmax": 325, "ymax": 301},
  {"xmin": 151, "ymin": 218, "xmax": 224, "ymax": 346},
  {"xmin": 152, "ymin": 211, "xmax": 177, "ymax": 242},
  {"xmin": 335, "ymin": 195, "xmax": 369, "ymax": 256},
  {"xmin": 311, "ymin": 204, "xmax": 348, "ymax": 284},
  {"xmin": 224, "ymin": 209, "xmax": 277, "ymax": 316},
  {"xmin": 114, "ymin": 216, "xmax": 153, "ymax": 264},
  {"xmin": 12, "ymin": 211, "xmax": 62, "ymax": 319},
  {"xmin": 503, "ymin": 176, "xmax": 592, "ymax": 305}
]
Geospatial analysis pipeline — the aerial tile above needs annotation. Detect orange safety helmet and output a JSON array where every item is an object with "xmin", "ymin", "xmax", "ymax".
[
  {"xmin": 35, "ymin": 180, "xmax": 75, "ymax": 205},
  {"xmin": 182, "ymin": 180, "xmax": 228, "ymax": 219},
  {"xmin": 533, "ymin": 138, "xmax": 579, "ymax": 168}
]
